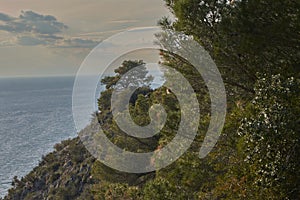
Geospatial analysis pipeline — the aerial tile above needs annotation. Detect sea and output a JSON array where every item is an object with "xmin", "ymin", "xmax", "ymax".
[{"xmin": 0, "ymin": 76, "xmax": 78, "ymax": 198}]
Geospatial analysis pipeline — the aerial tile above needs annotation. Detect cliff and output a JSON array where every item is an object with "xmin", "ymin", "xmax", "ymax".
[{"xmin": 2, "ymin": 137, "xmax": 95, "ymax": 200}]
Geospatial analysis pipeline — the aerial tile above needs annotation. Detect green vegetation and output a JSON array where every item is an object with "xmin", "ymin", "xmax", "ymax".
[{"xmin": 3, "ymin": 0, "xmax": 299, "ymax": 199}]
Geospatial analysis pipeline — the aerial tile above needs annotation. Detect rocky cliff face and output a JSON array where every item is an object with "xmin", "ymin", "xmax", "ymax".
[{"xmin": 2, "ymin": 137, "xmax": 96, "ymax": 200}]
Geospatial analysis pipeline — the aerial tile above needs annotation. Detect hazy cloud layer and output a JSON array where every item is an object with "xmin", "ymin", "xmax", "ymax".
[
  {"xmin": 56, "ymin": 38, "xmax": 99, "ymax": 48},
  {"xmin": 17, "ymin": 36, "xmax": 47, "ymax": 46},
  {"xmin": 0, "ymin": 10, "xmax": 99, "ymax": 48}
]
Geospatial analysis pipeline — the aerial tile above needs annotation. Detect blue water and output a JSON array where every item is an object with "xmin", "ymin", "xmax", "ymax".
[{"xmin": 0, "ymin": 76, "xmax": 77, "ymax": 197}]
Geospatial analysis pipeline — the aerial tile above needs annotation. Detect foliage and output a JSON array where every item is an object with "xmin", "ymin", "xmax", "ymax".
[
  {"xmin": 161, "ymin": 0, "xmax": 300, "ymax": 96},
  {"xmin": 3, "ymin": 1, "xmax": 300, "ymax": 200},
  {"xmin": 236, "ymin": 74, "xmax": 300, "ymax": 198}
]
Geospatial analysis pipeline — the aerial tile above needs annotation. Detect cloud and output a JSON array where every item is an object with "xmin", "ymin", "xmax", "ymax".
[
  {"xmin": 0, "ymin": 10, "xmax": 100, "ymax": 49},
  {"xmin": 0, "ymin": 37, "xmax": 17, "ymax": 47},
  {"xmin": 55, "ymin": 38, "xmax": 99, "ymax": 48},
  {"xmin": 0, "ymin": 10, "xmax": 67, "ymax": 35},
  {"xmin": 20, "ymin": 10, "xmax": 57, "ymax": 22},
  {"xmin": 17, "ymin": 36, "xmax": 47, "ymax": 46},
  {"xmin": 0, "ymin": 13, "xmax": 14, "ymax": 21},
  {"xmin": 15, "ymin": 34, "xmax": 99, "ymax": 48},
  {"xmin": 39, "ymin": 34, "xmax": 64, "ymax": 40}
]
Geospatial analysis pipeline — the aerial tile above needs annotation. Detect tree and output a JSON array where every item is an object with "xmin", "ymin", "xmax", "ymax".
[
  {"xmin": 161, "ymin": 0, "xmax": 300, "ymax": 95},
  {"xmin": 101, "ymin": 60, "xmax": 153, "ymax": 90},
  {"xmin": 236, "ymin": 74, "xmax": 300, "ymax": 199},
  {"xmin": 157, "ymin": 0, "xmax": 300, "ymax": 199}
]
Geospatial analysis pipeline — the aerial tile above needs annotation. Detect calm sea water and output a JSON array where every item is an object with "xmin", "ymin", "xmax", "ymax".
[{"xmin": 0, "ymin": 76, "xmax": 77, "ymax": 197}]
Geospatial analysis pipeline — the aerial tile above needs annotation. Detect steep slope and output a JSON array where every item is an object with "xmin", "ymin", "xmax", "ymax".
[{"xmin": 2, "ymin": 136, "xmax": 95, "ymax": 200}]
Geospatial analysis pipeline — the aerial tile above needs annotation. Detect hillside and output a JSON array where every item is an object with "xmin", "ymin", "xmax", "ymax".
[
  {"xmin": 2, "ymin": 0, "xmax": 300, "ymax": 199},
  {"xmin": 2, "ymin": 136, "xmax": 95, "ymax": 200}
]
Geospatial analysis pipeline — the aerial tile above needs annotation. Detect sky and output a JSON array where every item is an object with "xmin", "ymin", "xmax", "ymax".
[{"xmin": 0, "ymin": 0, "xmax": 171, "ymax": 77}]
